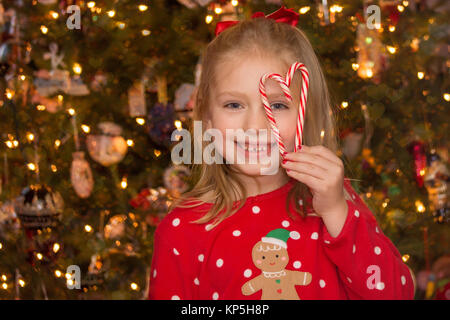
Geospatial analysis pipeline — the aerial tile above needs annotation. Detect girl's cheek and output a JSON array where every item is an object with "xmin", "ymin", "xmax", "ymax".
[
  {"xmin": 256, "ymin": 260, "xmax": 262, "ymax": 265},
  {"xmin": 281, "ymin": 256, "xmax": 287, "ymax": 261}
]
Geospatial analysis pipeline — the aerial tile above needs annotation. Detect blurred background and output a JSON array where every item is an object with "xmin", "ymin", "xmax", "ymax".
[{"xmin": 0, "ymin": 0, "xmax": 448, "ymax": 300}]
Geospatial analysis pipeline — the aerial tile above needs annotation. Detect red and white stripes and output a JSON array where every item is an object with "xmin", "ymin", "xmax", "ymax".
[{"xmin": 259, "ymin": 62, "xmax": 309, "ymax": 157}]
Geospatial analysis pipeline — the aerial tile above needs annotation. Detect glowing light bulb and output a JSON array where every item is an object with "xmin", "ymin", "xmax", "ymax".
[
  {"xmin": 127, "ymin": 139, "xmax": 134, "ymax": 147},
  {"xmin": 397, "ymin": 5, "xmax": 405, "ymax": 12},
  {"xmin": 40, "ymin": 25, "xmax": 48, "ymax": 34},
  {"xmin": 84, "ymin": 225, "xmax": 93, "ymax": 233},
  {"xmin": 214, "ymin": 7, "xmax": 223, "ymax": 14},
  {"xmin": 417, "ymin": 72, "xmax": 424, "ymax": 79},
  {"xmin": 51, "ymin": 164, "xmax": 57, "ymax": 172},
  {"xmin": 81, "ymin": 124, "xmax": 90, "ymax": 133},
  {"xmin": 68, "ymin": 108, "xmax": 76, "ymax": 116},
  {"xmin": 87, "ymin": 1, "xmax": 95, "ymax": 8},
  {"xmin": 154, "ymin": 149, "xmax": 161, "ymax": 157},
  {"xmin": 53, "ymin": 243, "xmax": 60, "ymax": 253},
  {"xmin": 130, "ymin": 282, "xmax": 139, "ymax": 290},
  {"xmin": 37, "ymin": 104, "xmax": 46, "ymax": 111},
  {"xmin": 299, "ymin": 6, "xmax": 310, "ymax": 14},
  {"xmin": 1, "ymin": 283, "xmax": 7, "ymax": 290},
  {"xmin": 174, "ymin": 120, "xmax": 182, "ymax": 130},
  {"xmin": 27, "ymin": 163, "xmax": 36, "ymax": 171},
  {"xmin": 73, "ymin": 63, "xmax": 82, "ymax": 75},
  {"xmin": 18, "ymin": 279, "xmax": 25, "ymax": 287},
  {"xmin": 138, "ymin": 4, "xmax": 148, "ymax": 11},
  {"xmin": 231, "ymin": 0, "xmax": 238, "ymax": 6},
  {"xmin": 5, "ymin": 88, "xmax": 14, "ymax": 99},
  {"xmin": 415, "ymin": 200, "xmax": 425, "ymax": 213},
  {"xmin": 341, "ymin": 101, "xmax": 349, "ymax": 109},
  {"xmin": 387, "ymin": 46, "xmax": 396, "ymax": 54},
  {"xmin": 136, "ymin": 117, "xmax": 145, "ymax": 125},
  {"xmin": 141, "ymin": 29, "xmax": 151, "ymax": 36},
  {"xmin": 443, "ymin": 93, "xmax": 449, "ymax": 101},
  {"xmin": 352, "ymin": 63, "xmax": 359, "ymax": 71},
  {"xmin": 49, "ymin": 11, "xmax": 59, "ymax": 19},
  {"xmin": 121, "ymin": 177, "xmax": 128, "ymax": 189},
  {"xmin": 36, "ymin": 253, "xmax": 43, "ymax": 260},
  {"xmin": 55, "ymin": 139, "xmax": 61, "ymax": 148},
  {"xmin": 55, "ymin": 270, "xmax": 62, "ymax": 277},
  {"xmin": 26, "ymin": 132, "xmax": 35, "ymax": 142},
  {"xmin": 107, "ymin": 10, "xmax": 115, "ymax": 17},
  {"xmin": 402, "ymin": 254, "xmax": 410, "ymax": 262},
  {"xmin": 389, "ymin": 25, "xmax": 396, "ymax": 32},
  {"xmin": 205, "ymin": 15, "xmax": 213, "ymax": 24}
]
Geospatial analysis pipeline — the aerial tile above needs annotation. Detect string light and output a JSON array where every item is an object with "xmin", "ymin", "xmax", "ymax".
[
  {"xmin": 36, "ymin": 104, "xmax": 46, "ymax": 111},
  {"xmin": 26, "ymin": 132, "xmax": 35, "ymax": 142},
  {"xmin": 5, "ymin": 88, "xmax": 14, "ymax": 99},
  {"xmin": 54, "ymin": 139, "xmax": 61, "ymax": 148},
  {"xmin": 87, "ymin": 1, "xmax": 96, "ymax": 8},
  {"xmin": 84, "ymin": 225, "xmax": 93, "ymax": 233},
  {"xmin": 67, "ymin": 108, "xmax": 76, "ymax": 116},
  {"xmin": 27, "ymin": 163, "xmax": 37, "ymax": 171},
  {"xmin": 53, "ymin": 243, "xmax": 60, "ymax": 253},
  {"xmin": 299, "ymin": 6, "xmax": 310, "ymax": 14},
  {"xmin": 81, "ymin": 124, "xmax": 90, "ymax": 133},
  {"xmin": 402, "ymin": 254, "xmax": 410, "ymax": 262},
  {"xmin": 1, "ymin": 275, "xmax": 6, "ymax": 281},
  {"xmin": 141, "ymin": 29, "xmax": 151, "ymax": 36},
  {"xmin": 49, "ymin": 10, "xmax": 59, "ymax": 19},
  {"xmin": 397, "ymin": 5, "xmax": 405, "ymax": 12},
  {"xmin": 18, "ymin": 279, "xmax": 25, "ymax": 287},
  {"xmin": 403, "ymin": 1, "xmax": 409, "ymax": 6},
  {"xmin": 231, "ymin": 0, "xmax": 238, "ymax": 6},
  {"xmin": 19, "ymin": 74, "xmax": 26, "ymax": 81},
  {"xmin": 174, "ymin": 120, "xmax": 182, "ymax": 130},
  {"xmin": 107, "ymin": 10, "xmax": 115, "ymax": 17},
  {"xmin": 214, "ymin": 7, "xmax": 223, "ymax": 14},
  {"xmin": 136, "ymin": 117, "xmax": 145, "ymax": 125},
  {"xmin": 417, "ymin": 72, "xmax": 424, "ymax": 79},
  {"xmin": 341, "ymin": 101, "xmax": 349, "ymax": 109},
  {"xmin": 130, "ymin": 282, "xmax": 139, "ymax": 290},
  {"xmin": 443, "ymin": 93, "xmax": 450, "ymax": 101},
  {"xmin": 389, "ymin": 25, "xmax": 396, "ymax": 32},
  {"xmin": 73, "ymin": 63, "xmax": 82, "ymax": 75},
  {"xmin": 0, "ymin": 242, "xmax": 2, "ymax": 249},
  {"xmin": 36, "ymin": 253, "xmax": 43, "ymax": 260},
  {"xmin": 387, "ymin": 46, "xmax": 396, "ymax": 54},
  {"xmin": 352, "ymin": 63, "xmax": 359, "ymax": 71},
  {"xmin": 1, "ymin": 283, "xmax": 7, "ymax": 290},
  {"xmin": 154, "ymin": 149, "xmax": 161, "ymax": 157},
  {"xmin": 55, "ymin": 270, "xmax": 62, "ymax": 278},
  {"xmin": 205, "ymin": 15, "xmax": 213, "ymax": 24},
  {"xmin": 116, "ymin": 22, "xmax": 126, "ymax": 29},
  {"xmin": 120, "ymin": 177, "xmax": 128, "ymax": 189},
  {"xmin": 40, "ymin": 25, "xmax": 48, "ymax": 34},
  {"xmin": 126, "ymin": 139, "xmax": 134, "ymax": 147},
  {"xmin": 51, "ymin": 164, "xmax": 57, "ymax": 172},
  {"xmin": 138, "ymin": 4, "xmax": 148, "ymax": 11},
  {"xmin": 415, "ymin": 200, "xmax": 425, "ymax": 213}
]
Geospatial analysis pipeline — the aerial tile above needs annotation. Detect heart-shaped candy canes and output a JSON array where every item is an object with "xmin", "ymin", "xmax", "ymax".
[{"xmin": 259, "ymin": 62, "xmax": 309, "ymax": 157}]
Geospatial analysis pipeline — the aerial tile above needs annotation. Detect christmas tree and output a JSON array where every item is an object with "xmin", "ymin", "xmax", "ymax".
[{"xmin": 0, "ymin": 0, "xmax": 448, "ymax": 300}]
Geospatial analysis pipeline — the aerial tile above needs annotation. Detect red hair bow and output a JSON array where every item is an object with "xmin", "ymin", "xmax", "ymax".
[{"xmin": 214, "ymin": 6, "xmax": 300, "ymax": 37}]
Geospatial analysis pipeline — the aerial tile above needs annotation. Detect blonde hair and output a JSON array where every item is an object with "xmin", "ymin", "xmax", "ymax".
[{"xmin": 169, "ymin": 17, "xmax": 350, "ymax": 227}]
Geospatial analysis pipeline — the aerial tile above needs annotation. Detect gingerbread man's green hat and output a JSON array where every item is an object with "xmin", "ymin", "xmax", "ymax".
[{"xmin": 261, "ymin": 228, "xmax": 300, "ymax": 249}]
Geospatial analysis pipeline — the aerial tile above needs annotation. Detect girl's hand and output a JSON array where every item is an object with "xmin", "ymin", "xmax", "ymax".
[{"xmin": 281, "ymin": 145, "xmax": 348, "ymax": 236}]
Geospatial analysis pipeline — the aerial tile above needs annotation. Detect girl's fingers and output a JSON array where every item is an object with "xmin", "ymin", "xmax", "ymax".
[
  {"xmin": 284, "ymin": 149, "xmax": 335, "ymax": 172},
  {"xmin": 292, "ymin": 145, "xmax": 342, "ymax": 166},
  {"xmin": 281, "ymin": 160, "xmax": 326, "ymax": 181},
  {"xmin": 285, "ymin": 169, "xmax": 323, "ymax": 191}
]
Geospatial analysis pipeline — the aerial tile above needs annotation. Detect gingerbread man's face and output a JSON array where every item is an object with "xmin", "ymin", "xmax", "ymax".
[{"xmin": 251, "ymin": 241, "xmax": 289, "ymax": 272}]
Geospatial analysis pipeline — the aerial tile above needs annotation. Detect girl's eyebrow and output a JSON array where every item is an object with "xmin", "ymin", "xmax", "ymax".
[{"xmin": 217, "ymin": 91, "xmax": 287, "ymax": 99}]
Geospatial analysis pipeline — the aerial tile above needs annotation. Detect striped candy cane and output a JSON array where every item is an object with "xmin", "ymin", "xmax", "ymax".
[{"xmin": 259, "ymin": 62, "xmax": 309, "ymax": 157}]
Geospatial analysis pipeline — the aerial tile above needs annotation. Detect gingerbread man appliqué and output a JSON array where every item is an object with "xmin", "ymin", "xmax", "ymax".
[{"xmin": 241, "ymin": 228, "xmax": 312, "ymax": 300}]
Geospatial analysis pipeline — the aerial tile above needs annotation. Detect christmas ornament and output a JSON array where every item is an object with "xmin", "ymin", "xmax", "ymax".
[
  {"xmin": 81, "ymin": 254, "xmax": 104, "ymax": 291},
  {"xmin": 408, "ymin": 140, "xmax": 427, "ymax": 187},
  {"xmin": 66, "ymin": 75, "xmax": 89, "ymax": 96},
  {"xmin": 259, "ymin": 61, "xmax": 309, "ymax": 157},
  {"xmin": 86, "ymin": 122, "xmax": 128, "ymax": 166},
  {"xmin": 163, "ymin": 165, "xmax": 190, "ymax": 197},
  {"xmin": 355, "ymin": 23, "xmax": 386, "ymax": 81},
  {"xmin": 340, "ymin": 129, "xmax": 364, "ymax": 160},
  {"xmin": 90, "ymin": 72, "xmax": 107, "ymax": 92},
  {"xmin": 128, "ymin": 80, "xmax": 146, "ymax": 117},
  {"xmin": 0, "ymin": 201, "xmax": 20, "ymax": 236},
  {"xmin": 130, "ymin": 187, "xmax": 171, "ymax": 227},
  {"xmin": 70, "ymin": 151, "xmax": 94, "ymax": 198},
  {"xmin": 424, "ymin": 151, "xmax": 449, "ymax": 223},
  {"xmin": 31, "ymin": 89, "xmax": 62, "ymax": 113},
  {"xmin": 147, "ymin": 102, "xmax": 176, "ymax": 147},
  {"xmin": 104, "ymin": 214, "xmax": 127, "ymax": 239},
  {"xmin": 13, "ymin": 185, "xmax": 64, "ymax": 229},
  {"xmin": 174, "ymin": 83, "xmax": 195, "ymax": 112}
]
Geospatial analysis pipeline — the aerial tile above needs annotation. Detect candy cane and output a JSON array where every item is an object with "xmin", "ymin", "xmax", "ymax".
[{"xmin": 259, "ymin": 62, "xmax": 309, "ymax": 157}]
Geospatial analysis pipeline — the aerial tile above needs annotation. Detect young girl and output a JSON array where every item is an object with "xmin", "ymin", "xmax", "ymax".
[{"xmin": 148, "ymin": 7, "xmax": 415, "ymax": 300}]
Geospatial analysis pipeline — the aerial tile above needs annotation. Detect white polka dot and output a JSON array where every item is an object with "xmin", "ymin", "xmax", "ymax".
[
  {"xmin": 244, "ymin": 269, "xmax": 252, "ymax": 278},
  {"xmin": 401, "ymin": 276, "xmax": 406, "ymax": 285},
  {"xmin": 374, "ymin": 246, "xmax": 381, "ymax": 255},
  {"xmin": 171, "ymin": 295, "xmax": 180, "ymax": 300},
  {"xmin": 290, "ymin": 231, "xmax": 300, "ymax": 240},
  {"xmin": 172, "ymin": 218, "xmax": 180, "ymax": 227},
  {"xmin": 198, "ymin": 254, "xmax": 204, "ymax": 262},
  {"xmin": 298, "ymin": 199, "xmax": 303, "ymax": 205},
  {"xmin": 376, "ymin": 282, "xmax": 385, "ymax": 290},
  {"xmin": 252, "ymin": 206, "xmax": 260, "ymax": 214},
  {"xmin": 354, "ymin": 210, "xmax": 360, "ymax": 217},
  {"xmin": 324, "ymin": 240, "xmax": 330, "ymax": 244},
  {"xmin": 352, "ymin": 244, "xmax": 356, "ymax": 254},
  {"xmin": 194, "ymin": 278, "xmax": 199, "ymax": 285},
  {"xmin": 216, "ymin": 258, "xmax": 224, "ymax": 268},
  {"xmin": 293, "ymin": 261, "xmax": 301, "ymax": 269},
  {"xmin": 212, "ymin": 292, "xmax": 219, "ymax": 300},
  {"xmin": 153, "ymin": 269, "xmax": 157, "ymax": 278},
  {"xmin": 311, "ymin": 232, "xmax": 319, "ymax": 240},
  {"xmin": 375, "ymin": 226, "xmax": 380, "ymax": 233},
  {"xmin": 282, "ymin": 220, "xmax": 290, "ymax": 228},
  {"xmin": 319, "ymin": 280, "xmax": 326, "ymax": 288},
  {"xmin": 352, "ymin": 194, "xmax": 356, "ymax": 199},
  {"xmin": 347, "ymin": 277, "xmax": 352, "ymax": 283},
  {"xmin": 173, "ymin": 248, "xmax": 180, "ymax": 255},
  {"xmin": 205, "ymin": 224, "xmax": 213, "ymax": 231},
  {"xmin": 232, "ymin": 230, "xmax": 241, "ymax": 237}
]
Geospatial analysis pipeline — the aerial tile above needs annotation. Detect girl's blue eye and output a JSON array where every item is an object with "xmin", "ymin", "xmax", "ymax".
[
  {"xmin": 271, "ymin": 103, "xmax": 288, "ymax": 110},
  {"xmin": 224, "ymin": 103, "xmax": 242, "ymax": 110}
]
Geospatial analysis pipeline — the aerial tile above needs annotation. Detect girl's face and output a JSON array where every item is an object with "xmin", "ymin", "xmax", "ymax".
[{"xmin": 208, "ymin": 54, "xmax": 301, "ymax": 177}]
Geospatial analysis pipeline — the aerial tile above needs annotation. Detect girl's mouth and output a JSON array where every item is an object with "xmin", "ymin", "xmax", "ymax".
[{"xmin": 234, "ymin": 140, "xmax": 277, "ymax": 154}]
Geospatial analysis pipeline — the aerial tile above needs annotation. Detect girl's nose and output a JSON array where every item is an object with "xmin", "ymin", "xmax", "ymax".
[{"xmin": 244, "ymin": 103, "xmax": 271, "ymax": 132}]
